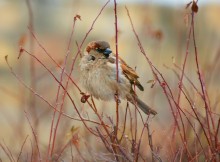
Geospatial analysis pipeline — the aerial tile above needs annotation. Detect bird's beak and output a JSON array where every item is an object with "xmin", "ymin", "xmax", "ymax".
[{"xmin": 103, "ymin": 48, "xmax": 112, "ymax": 55}]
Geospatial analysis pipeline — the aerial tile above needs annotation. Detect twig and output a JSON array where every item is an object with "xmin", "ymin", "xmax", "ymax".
[
  {"xmin": 17, "ymin": 135, "xmax": 29, "ymax": 162},
  {"xmin": 113, "ymin": 1, "xmax": 120, "ymax": 161},
  {"xmin": 19, "ymin": 50, "xmax": 98, "ymax": 135},
  {"xmin": 0, "ymin": 142, "xmax": 13, "ymax": 162},
  {"xmin": 146, "ymin": 123, "xmax": 155, "ymax": 162},
  {"xmin": 118, "ymin": 103, "xmax": 129, "ymax": 142},
  {"xmin": 135, "ymin": 119, "xmax": 147, "ymax": 162},
  {"xmin": 30, "ymin": 139, "xmax": 33, "ymax": 162},
  {"xmin": 70, "ymin": 142, "xmax": 74, "ymax": 162},
  {"xmin": 96, "ymin": 128, "xmax": 112, "ymax": 153},
  {"xmin": 2, "ymin": 141, "xmax": 15, "ymax": 162},
  {"xmin": 24, "ymin": 111, "xmax": 42, "ymax": 161},
  {"xmin": 125, "ymin": 6, "xmax": 195, "ymax": 159},
  {"xmin": 176, "ymin": 8, "xmax": 193, "ymax": 109},
  {"xmin": 49, "ymin": 13, "xmax": 78, "ymax": 158},
  {"xmin": 25, "ymin": 0, "xmax": 37, "ymax": 142},
  {"xmin": 173, "ymin": 63, "xmax": 203, "ymax": 98},
  {"xmin": 192, "ymin": 11, "xmax": 214, "ymax": 151},
  {"xmin": 28, "ymin": 29, "xmax": 82, "ymax": 92},
  {"xmin": 5, "ymin": 56, "xmax": 101, "ymax": 126},
  {"xmin": 215, "ymin": 118, "xmax": 220, "ymax": 149}
]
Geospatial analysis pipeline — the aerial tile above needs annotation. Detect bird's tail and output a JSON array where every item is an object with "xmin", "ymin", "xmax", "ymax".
[{"xmin": 127, "ymin": 95, "xmax": 157, "ymax": 115}]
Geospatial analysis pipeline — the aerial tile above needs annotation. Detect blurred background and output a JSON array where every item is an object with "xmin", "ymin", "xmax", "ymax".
[{"xmin": 0, "ymin": 0, "xmax": 220, "ymax": 161}]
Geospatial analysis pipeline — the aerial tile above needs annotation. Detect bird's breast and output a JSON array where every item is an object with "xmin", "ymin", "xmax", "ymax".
[{"xmin": 80, "ymin": 63, "xmax": 130, "ymax": 100}]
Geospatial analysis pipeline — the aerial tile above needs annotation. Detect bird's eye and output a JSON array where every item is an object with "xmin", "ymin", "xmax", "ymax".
[
  {"xmin": 88, "ymin": 55, "xmax": 96, "ymax": 61},
  {"xmin": 91, "ymin": 55, "xmax": 95, "ymax": 61},
  {"xmin": 96, "ymin": 48, "xmax": 105, "ymax": 53}
]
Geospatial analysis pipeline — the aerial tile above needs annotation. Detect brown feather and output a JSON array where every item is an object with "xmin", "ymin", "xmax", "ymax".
[
  {"xmin": 119, "ymin": 57, "xmax": 144, "ymax": 91},
  {"xmin": 108, "ymin": 53, "xmax": 144, "ymax": 91},
  {"xmin": 86, "ymin": 41, "xmax": 110, "ymax": 53}
]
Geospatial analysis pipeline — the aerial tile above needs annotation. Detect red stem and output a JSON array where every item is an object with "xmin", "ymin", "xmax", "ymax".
[
  {"xmin": 16, "ymin": 52, "xmax": 99, "ymax": 137},
  {"xmin": 49, "ymin": 0, "xmax": 110, "ymax": 157},
  {"xmin": 28, "ymin": 29, "xmax": 82, "ymax": 92},
  {"xmin": 114, "ymin": 0, "xmax": 120, "ymax": 141},
  {"xmin": 125, "ymin": 6, "xmax": 191, "ymax": 158},
  {"xmin": 215, "ymin": 118, "xmax": 220, "ymax": 149},
  {"xmin": 17, "ymin": 135, "xmax": 29, "ymax": 162},
  {"xmin": 0, "ymin": 142, "xmax": 13, "ymax": 162},
  {"xmin": 49, "ymin": 15, "xmax": 77, "ymax": 158},
  {"xmin": 6, "ymin": 56, "xmax": 101, "ymax": 126},
  {"xmin": 172, "ymin": 11, "xmax": 194, "ymax": 141},
  {"xmin": 24, "ymin": 111, "xmax": 42, "ymax": 161},
  {"xmin": 192, "ymin": 12, "xmax": 214, "ymax": 151},
  {"xmin": 25, "ymin": 1, "xmax": 38, "ymax": 159}
]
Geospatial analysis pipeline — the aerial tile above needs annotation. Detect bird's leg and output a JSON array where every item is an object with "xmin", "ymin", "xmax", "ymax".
[
  {"xmin": 114, "ymin": 93, "xmax": 121, "ymax": 104},
  {"xmin": 80, "ymin": 92, "xmax": 90, "ymax": 103}
]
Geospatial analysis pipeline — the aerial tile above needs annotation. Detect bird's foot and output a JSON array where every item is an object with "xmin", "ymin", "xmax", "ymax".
[{"xmin": 114, "ymin": 93, "xmax": 121, "ymax": 104}]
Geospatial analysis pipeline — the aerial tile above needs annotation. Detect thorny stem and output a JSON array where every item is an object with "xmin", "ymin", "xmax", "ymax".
[
  {"xmin": 25, "ymin": 1, "xmax": 111, "ymax": 159},
  {"xmin": 215, "ymin": 118, "xmax": 220, "ymax": 149},
  {"xmin": 192, "ymin": 12, "xmax": 214, "ymax": 152},
  {"xmin": 49, "ymin": 0, "xmax": 110, "ymax": 158},
  {"xmin": 29, "ymin": 29, "xmax": 82, "ymax": 92},
  {"xmin": 172, "ymin": 12, "xmax": 197, "ymax": 143},
  {"xmin": 172, "ymin": 14, "xmax": 193, "ymax": 138},
  {"xmin": 173, "ymin": 63, "xmax": 203, "ymax": 98},
  {"xmin": 49, "ymin": 14, "xmax": 77, "ymax": 158},
  {"xmin": 114, "ymin": 0, "xmax": 120, "ymax": 160},
  {"xmin": 176, "ymin": 12, "xmax": 193, "ymax": 111},
  {"xmin": 125, "ymin": 6, "xmax": 191, "ymax": 159},
  {"xmin": 14, "ymin": 52, "xmax": 99, "ymax": 138},
  {"xmin": 146, "ymin": 123, "xmax": 155, "ymax": 162},
  {"xmin": 5, "ymin": 56, "xmax": 101, "ymax": 126}
]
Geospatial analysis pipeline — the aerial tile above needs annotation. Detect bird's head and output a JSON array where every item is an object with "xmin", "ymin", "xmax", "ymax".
[
  {"xmin": 80, "ymin": 41, "xmax": 113, "ymax": 69},
  {"xmin": 85, "ymin": 40, "xmax": 112, "ymax": 58}
]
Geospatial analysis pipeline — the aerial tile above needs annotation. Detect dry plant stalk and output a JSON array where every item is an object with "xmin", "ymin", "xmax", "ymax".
[{"xmin": 1, "ymin": 0, "xmax": 220, "ymax": 162}]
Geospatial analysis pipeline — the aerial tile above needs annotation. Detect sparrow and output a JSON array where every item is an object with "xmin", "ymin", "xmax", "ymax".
[{"xmin": 79, "ymin": 40, "xmax": 157, "ymax": 115}]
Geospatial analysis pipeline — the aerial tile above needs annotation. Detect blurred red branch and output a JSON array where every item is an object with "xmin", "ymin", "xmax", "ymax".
[
  {"xmin": 29, "ymin": 29, "xmax": 82, "ymax": 92},
  {"xmin": 5, "ymin": 56, "xmax": 101, "ymax": 126},
  {"xmin": 17, "ymin": 135, "xmax": 29, "ymax": 162},
  {"xmin": 25, "ymin": 0, "xmax": 37, "ymax": 136},
  {"xmin": 125, "ymin": 5, "xmax": 191, "ymax": 159},
  {"xmin": 191, "ymin": 11, "xmax": 215, "ymax": 154},
  {"xmin": 113, "ymin": 1, "xmax": 120, "ymax": 160},
  {"xmin": 24, "ymin": 111, "xmax": 41, "ymax": 161},
  {"xmin": 50, "ymin": 0, "xmax": 111, "ymax": 158},
  {"xmin": 49, "ymin": 13, "xmax": 78, "ymax": 158},
  {"xmin": 25, "ymin": 1, "xmax": 40, "ymax": 160},
  {"xmin": 0, "ymin": 141, "xmax": 15, "ymax": 162}
]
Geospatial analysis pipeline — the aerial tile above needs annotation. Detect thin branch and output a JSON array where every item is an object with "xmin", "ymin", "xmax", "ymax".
[
  {"xmin": 24, "ymin": 111, "xmax": 42, "ymax": 161},
  {"xmin": 0, "ymin": 142, "xmax": 13, "ymax": 162},
  {"xmin": 5, "ymin": 55, "xmax": 101, "ymax": 126},
  {"xmin": 192, "ymin": 11, "xmax": 214, "ymax": 151},
  {"xmin": 17, "ymin": 135, "xmax": 29, "ymax": 162},
  {"xmin": 113, "ymin": 1, "xmax": 120, "ymax": 161},
  {"xmin": 49, "ymin": 13, "xmax": 78, "ymax": 158}
]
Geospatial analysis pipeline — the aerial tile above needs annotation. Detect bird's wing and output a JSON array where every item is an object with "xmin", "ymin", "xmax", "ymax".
[{"xmin": 109, "ymin": 54, "xmax": 144, "ymax": 91}]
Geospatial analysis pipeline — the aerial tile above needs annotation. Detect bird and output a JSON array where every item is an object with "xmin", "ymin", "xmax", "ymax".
[{"xmin": 79, "ymin": 40, "xmax": 157, "ymax": 115}]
